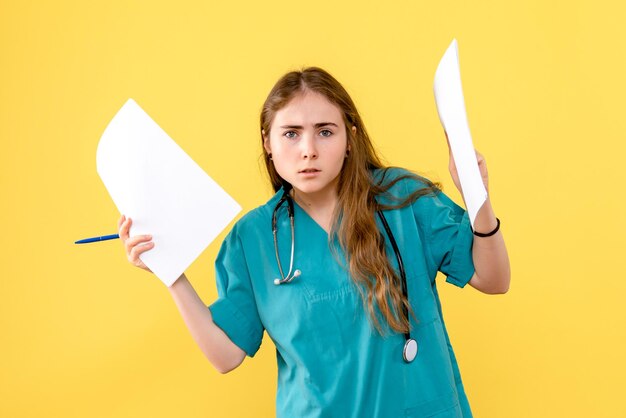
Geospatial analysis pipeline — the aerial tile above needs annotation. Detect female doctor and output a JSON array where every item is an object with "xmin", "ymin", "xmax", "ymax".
[{"xmin": 118, "ymin": 67, "xmax": 510, "ymax": 417}]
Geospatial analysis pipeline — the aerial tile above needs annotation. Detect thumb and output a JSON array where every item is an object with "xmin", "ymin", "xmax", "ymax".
[{"xmin": 444, "ymin": 131, "xmax": 451, "ymax": 157}]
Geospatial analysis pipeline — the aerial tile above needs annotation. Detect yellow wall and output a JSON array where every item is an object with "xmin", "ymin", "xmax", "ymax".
[{"xmin": 1, "ymin": 1, "xmax": 624, "ymax": 416}]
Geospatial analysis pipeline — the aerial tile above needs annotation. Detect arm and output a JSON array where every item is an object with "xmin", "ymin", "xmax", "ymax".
[
  {"xmin": 444, "ymin": 134, "xmax": 511, "ymax": 294},
  {"xmin": 118, "ymin": 215, "xmax": 245, "ymax": 373},
  {"xmin": 168, "ymin": 273, "xmax": 246, "ymax": 373},
  {"xmin": 467, "ymin": 199, "xmax": 511, "ymax": 294}
]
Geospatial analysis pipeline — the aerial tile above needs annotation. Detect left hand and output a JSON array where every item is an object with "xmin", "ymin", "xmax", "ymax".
[{"xmin": 445, "ymin": 131, "xmax": 489, "ymax": 195}]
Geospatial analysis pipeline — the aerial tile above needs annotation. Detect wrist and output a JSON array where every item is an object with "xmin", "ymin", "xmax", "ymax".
[
  {"xmin": 472, "ymin": 199, "xmax": 499, "ymax": 235},
  {"xmin": 472, "ymin": 217, "xmax": 500, "ymax": 237},
  {"xmin": 168, "ymin": 273, "xmax": 188, "ymax": 290}
]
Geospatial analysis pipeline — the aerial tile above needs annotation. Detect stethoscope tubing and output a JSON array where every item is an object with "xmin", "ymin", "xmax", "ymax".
[
  {"xmin": 376, "ymin": 209, "xmax": 411, "ymax": 342},
  {"xmin": 272, "ymin": 192, "xmax": 300, "ymax": 285},
  {"xmin": 272, "ymin": 189, "xmax": 417, "ymax": 362}
]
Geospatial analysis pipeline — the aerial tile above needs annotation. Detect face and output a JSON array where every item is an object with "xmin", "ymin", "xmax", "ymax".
[{"xmin": 263, "ymin": 90, "xmax": 355, "ymax": 199}]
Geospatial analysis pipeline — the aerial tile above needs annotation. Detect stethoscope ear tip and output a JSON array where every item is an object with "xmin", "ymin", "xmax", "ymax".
[{"xmin": 274, "ymin": 278, "xmax": 281, "ymax": 286}]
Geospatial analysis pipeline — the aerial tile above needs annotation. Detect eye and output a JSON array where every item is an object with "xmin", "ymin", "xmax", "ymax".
[
  {"xmin": 283, "ymin": 131, "xmax": 298, "ymax": 139},
  {"xmin": 319, "ymin": 129, "xmax": 333, "ymax": 137}
]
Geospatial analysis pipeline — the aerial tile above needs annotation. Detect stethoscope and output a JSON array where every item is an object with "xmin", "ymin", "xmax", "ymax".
[{"xmin": 271, "ymin": 189, "xmax": 418, "ymax": 363}]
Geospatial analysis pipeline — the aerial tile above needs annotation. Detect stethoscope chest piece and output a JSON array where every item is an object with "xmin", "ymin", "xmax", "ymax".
[
  {"xmin": 272, "ymin": 190, "xmax": 301, "ymax": 286},
  {"xmin": 403, "ymin": 338, "xmax": 418, "ymax": 363},
  {"xmin": 274, "ymin": 269, "xmax": 301, "ymax": 285}
]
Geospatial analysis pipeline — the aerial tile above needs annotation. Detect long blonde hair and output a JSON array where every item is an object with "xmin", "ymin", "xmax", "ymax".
[{"xmin": 259, "ymin": 67, "xmax": 442, "ymax": 335}]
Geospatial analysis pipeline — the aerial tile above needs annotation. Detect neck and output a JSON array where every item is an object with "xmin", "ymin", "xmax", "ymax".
[
  {"xmin": 291, "ymin": 187, "xmax": 338, "ymax": 212},
  {"xmin": 289, "ymin": 181, "xmax": 339, "ymax": 234}
]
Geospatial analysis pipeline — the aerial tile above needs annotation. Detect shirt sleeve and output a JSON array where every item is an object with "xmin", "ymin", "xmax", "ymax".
[
  {"xmin": 412, "ymin": 185, "xmax": 476, "ymax": 288},
  {"xmin": 208, "ymin": 224, "xmax": 264, "ymax": 357}
]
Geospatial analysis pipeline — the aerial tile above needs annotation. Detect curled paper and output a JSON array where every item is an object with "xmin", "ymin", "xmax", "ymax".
[
  {"xmin": 434, "ymin": 39, "xmax": 488, "ymax": 228},
  {"xmin": 96, "ymin": 99, "xmax": 241, "ymax": 286}
]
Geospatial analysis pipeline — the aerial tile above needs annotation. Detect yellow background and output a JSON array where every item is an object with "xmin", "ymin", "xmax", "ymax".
[{"xmin": 1, "ymin": 1, "xmax": 624, "ymax": 417}]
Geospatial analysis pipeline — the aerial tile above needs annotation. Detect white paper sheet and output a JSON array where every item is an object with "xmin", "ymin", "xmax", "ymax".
[
  {"xmin": 434, "ymin": 39, "xmax": 488, "ymax": 228},
  {"xmin": 96, "ymin": 99, "xmax": 241, "ymax": 286}
]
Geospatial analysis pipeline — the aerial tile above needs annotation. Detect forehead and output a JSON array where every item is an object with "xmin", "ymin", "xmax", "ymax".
[{"xmin": 272, "ymin": 91, "xmax": 344, "ymax": 127}]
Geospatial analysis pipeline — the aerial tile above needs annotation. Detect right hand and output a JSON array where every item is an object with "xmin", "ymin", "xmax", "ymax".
[{"xmin": 118, "ymin": 214, "xmax": 154, "ymax": 273}]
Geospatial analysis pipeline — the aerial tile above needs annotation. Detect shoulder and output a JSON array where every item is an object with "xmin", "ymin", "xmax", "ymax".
[
  {"xmin": 371, "ymin": 166, "xmax": 440, "ymax": 204},
  {"xmin": 371, "ymin": 166, "xmax": 436, "ymax": 191},
  {"xmin": 226, "ymin": 189, "xmax": 282, "ymax": 240}
]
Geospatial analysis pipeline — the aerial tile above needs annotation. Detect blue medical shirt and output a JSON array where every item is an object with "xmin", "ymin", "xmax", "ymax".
[{"xmin": 208, "ymin": 168, "xmax": 476, "ymax": 417}]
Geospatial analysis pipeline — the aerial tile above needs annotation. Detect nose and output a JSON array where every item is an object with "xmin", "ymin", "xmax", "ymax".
[{"xmin": 300, "ymin": 134, "xmax": 318, "ymax": 160}]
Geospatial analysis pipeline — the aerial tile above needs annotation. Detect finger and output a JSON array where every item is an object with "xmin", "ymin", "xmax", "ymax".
[
  {"xmin": 448, "ymin": 144, "xmax": 457, "ymax": 170},
  {"xmin": 475, "ymin": 151, "xmax": 486, "ymax": 167},
  {"xmin": 119, "ymin": 218, "xmax": 131, "ymax": 241},
  {"xmin": 138, "ymin": 241, "xmax": 155, "ymax": 254},
  {"xmin": 125, "ymin": 235, "xmax": 153, "ymax": 253},
  {"xmin": 126, "ymin": 234, "xmax": 152, "ymax": 247},
  {"xmin": 117, "ymin": 214, "xmax": 126, "ymax": 230},
  {"xmin": 130, "ymin": 241, "xmax": 155, "ymax": 261},
  {"xmin": 444, "ymin": 131, "xmax": 451, "ymax": 156},
  {"xmin": 118, "ymin": 218, "xmax": 126, "ymax": 239}
]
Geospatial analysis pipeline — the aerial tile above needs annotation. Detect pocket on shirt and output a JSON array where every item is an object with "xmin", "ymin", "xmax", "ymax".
[
  {"xmin": 296, "ymin": 251, "xmax": 356, "ymax": 302},
  {"xmin": 404, "ymin": 390, "xmax": 461, "ymax": 417},
  {"xmin": 402, "ymin": 315, "xmax": 462, "ymax": 418}
]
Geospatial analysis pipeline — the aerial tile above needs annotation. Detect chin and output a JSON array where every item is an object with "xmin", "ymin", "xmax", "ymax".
[
  {"xmin": 281, "ymin": 171, "xmax": 341, "ymax": 196},
  {"xmin": 291, "ymin": 183, "xmax": 323, "ymax": 194},
  {"xmin": 291, "ymin": 179, "xmax": 336, "ymax": 196}
]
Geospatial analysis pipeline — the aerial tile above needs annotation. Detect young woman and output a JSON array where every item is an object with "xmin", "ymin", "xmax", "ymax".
[{"xmin": 119, "ymin": 67, "xmax": 510, "ymax": 417}]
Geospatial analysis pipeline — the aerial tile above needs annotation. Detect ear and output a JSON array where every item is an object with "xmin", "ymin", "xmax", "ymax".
[
  {"xmin": 349, "ymin": 125, "xmax": 356, "ymax": 152},
  {"xmin": 262, "ymin": 129, "xmax": 272, "ymax": 154}
]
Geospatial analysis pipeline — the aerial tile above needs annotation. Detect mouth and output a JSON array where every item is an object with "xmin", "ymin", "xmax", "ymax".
[{"xmin": 299, "ymin": 168, "xmax": 321, "ymax": 173}]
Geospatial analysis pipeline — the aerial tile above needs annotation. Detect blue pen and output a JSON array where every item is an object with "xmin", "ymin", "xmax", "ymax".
[{"xmin": 74, "ymin": 234, "xmax": 120, "ymax": 244}]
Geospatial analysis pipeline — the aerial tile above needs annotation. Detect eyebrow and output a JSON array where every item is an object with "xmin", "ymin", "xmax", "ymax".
[{"xmin": 279, "ymin": 122, "xmax": 339, "ymax": 129}]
